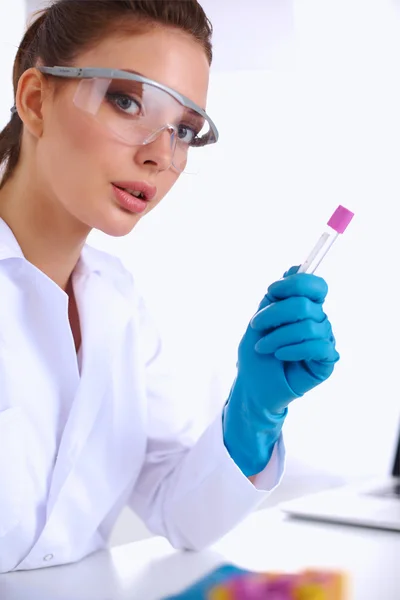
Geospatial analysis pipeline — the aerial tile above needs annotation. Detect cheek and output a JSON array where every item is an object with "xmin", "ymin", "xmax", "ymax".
[
  {"xmin": 39, "ymin": 101, "xmax": 183, "ymax": 215},
  {"xmin": 57, "ymin": 113, "xmax": 105, "ymax": 164},
  {"xmin": 42, "ymin": 110, "xmax": 111, "ymax": 192},
  {"xmin": 154, "ymin": 155, "xmax": 187, "ymax": 199},
  {"xmin": 153, "ymin": 170, "xmax": 180, "ymax": 208}
]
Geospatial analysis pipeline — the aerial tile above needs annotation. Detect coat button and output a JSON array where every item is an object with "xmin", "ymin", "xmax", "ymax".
[{"xmin": 43, "ymin": 554, "xmax": 54, "ymax": 562}]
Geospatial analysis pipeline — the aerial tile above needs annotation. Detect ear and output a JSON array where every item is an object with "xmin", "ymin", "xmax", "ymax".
[{"xmin": 15, "ymin": 67, "xmax": 51, "ymax": 138}]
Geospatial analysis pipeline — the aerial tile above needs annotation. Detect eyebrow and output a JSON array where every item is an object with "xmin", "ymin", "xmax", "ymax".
[
  {"xmin": 121, "ymin": 68, "xmax": 144, "ymax": 77},
  {"xmin": 120, "ymin": 67, "xmax": 206, "ymax": 112}
]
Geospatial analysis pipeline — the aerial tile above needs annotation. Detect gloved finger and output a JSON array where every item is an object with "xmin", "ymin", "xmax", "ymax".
[
  {"xmin": 255, "ymin": 318, "xmax": 332, "ymax": 354},
  {"xmin": 275, "ymin": 339, "xmax": 340, "ymax": 363},
  {"xmin": 254, "ymin": 294, "xmax": 275, "ymax": 314},
  {"xmin": 251, "ymin": 296, "xmax": 326, "ymax": 332},
  {"xmin": 267, "ymin": 273, "xmax": 328, "ymax": 304},
  {"xmin": 255, "ymin": 266, "xmax": 301, "ymax": 313},
  {"xmin": 283, "ymin": 265, "xmax": 300, "ymax": 278}
]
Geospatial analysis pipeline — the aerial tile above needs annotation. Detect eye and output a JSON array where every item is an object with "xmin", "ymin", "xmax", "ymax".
[
  {"xmin": 177, "ymin": 124, "xmax": 198, "ymax": 145},
  {"xmin": 106, "ymin": 92, "xmax": 141, "ymax": 116}
]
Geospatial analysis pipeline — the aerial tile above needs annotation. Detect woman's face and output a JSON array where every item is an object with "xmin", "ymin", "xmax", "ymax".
[{"xmin": 36, "ymin": 27, "xmax": 210, "ymax": 237}]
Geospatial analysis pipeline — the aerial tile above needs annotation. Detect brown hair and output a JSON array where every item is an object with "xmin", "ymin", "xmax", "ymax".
[{"xmin": 0, "ymin": 0, "xmax": 213, "ymax": 188}]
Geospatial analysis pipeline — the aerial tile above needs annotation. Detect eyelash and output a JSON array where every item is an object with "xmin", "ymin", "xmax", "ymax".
[
  {"xmin": 106, "ymin": 92, "xmax": 142, "ymax": 116},
  {"xmin": 105, "ymin": 92, "xmax": 203, "ymax": 146}
]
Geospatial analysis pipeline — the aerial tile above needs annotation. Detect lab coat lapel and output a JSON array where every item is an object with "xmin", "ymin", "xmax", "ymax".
[{"xmin": 47, "ymin": 267, "xmax": 133, "ymax": 513}]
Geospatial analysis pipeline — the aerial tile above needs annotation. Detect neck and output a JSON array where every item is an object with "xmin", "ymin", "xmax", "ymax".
[{"xmin": 0, "ymin": 171, "xmax": 90, "ymax": 291}]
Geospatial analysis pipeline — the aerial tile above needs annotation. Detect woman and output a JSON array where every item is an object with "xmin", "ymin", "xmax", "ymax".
[{"xmin": 0, "ymin": 0, "xmax": 339, "ymax": 573}]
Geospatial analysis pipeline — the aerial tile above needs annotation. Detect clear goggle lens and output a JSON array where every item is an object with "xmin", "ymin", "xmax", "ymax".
[{"xmin": 73, "ymin": 77, "xmax": 215, "ymax": 174}]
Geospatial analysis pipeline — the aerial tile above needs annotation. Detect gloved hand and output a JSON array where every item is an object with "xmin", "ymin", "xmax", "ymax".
[
  {"xmin": 163, "ymin": 565, "xmax": 250, "ymax": 599},
  {"xmin": 223, "ymin": 266, "xmax": 340, "ymax": 477}
]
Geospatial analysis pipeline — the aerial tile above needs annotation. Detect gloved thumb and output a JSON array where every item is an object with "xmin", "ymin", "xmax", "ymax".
[{"xmin": 283, "ymin": 265, "xmax": 300, "ymax": 278}]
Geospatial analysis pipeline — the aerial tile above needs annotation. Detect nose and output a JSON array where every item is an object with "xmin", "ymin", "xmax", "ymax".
[{"xmin": 133, "ymin": 127, "xmax": 177, "ymax": 172}]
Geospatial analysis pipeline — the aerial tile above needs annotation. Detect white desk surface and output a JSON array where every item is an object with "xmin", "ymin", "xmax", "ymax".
[{"xmin": 1, "ymin": 508, "xmax": 399, "ymax": 600}]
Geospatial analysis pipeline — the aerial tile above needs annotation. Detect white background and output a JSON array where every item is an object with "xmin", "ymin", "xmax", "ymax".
[{"xmin": 1, "ymin": 0, "xmax": 400, "ymax": 542}]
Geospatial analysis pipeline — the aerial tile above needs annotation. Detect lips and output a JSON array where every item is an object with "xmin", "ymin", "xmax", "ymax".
[{"xmin": 112, "ymin": 181, "xmax": 157, "ymax": 202}]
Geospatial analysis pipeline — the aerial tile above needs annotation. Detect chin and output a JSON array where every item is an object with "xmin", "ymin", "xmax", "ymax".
[{"xmin": 92, "ymin": 209, "xmax": 143, "ymax": 238}]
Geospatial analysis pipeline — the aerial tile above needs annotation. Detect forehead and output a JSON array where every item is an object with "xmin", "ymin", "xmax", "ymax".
[{"xmin": 76, "ymin": 27, "xmax": 210, "ymax": 110}]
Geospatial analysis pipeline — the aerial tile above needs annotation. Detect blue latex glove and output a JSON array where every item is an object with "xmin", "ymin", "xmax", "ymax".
[
  {"xmin": 163, "ymin": 565, "xmax": 250, "ymax": 599},
  {"xmin": 223, "ymin": 266, "xmax": 340, "ymax": 477}
]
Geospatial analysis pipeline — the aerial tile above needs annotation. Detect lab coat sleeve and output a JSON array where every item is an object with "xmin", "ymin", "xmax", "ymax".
[{"xmin": 128, "ymin": 294, "xmax": 286, "ymax": 552}]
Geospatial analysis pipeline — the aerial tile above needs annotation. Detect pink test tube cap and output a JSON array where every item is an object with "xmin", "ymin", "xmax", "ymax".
[{"xmin": 327, "ymin": 205, "xmax": 354, "ymax": 234}]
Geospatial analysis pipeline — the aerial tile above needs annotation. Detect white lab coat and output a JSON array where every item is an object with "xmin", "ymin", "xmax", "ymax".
[{"xmin": 0, "ymin": 217, "xmax": 285, "ymax": 574}]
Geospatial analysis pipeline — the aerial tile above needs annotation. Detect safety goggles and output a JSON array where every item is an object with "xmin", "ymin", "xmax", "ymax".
[{"xmin": 27, "ymin": 66, "xmax": 219, "ymax": 173}]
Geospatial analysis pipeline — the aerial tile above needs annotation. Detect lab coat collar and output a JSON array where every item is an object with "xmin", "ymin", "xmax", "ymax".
[
  {"xmin": 0, "ymin": 217, "xmax": 25, "ymax": 260},
  {"xmin": 0, "ymin": 217, "xmax": 109, "ymax": 278}
]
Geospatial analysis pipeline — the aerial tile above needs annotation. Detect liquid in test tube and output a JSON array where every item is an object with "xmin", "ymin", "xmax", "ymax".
[{"xmin": 297, "ymin": 205, "xmax": 354, "ymax": 274}]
